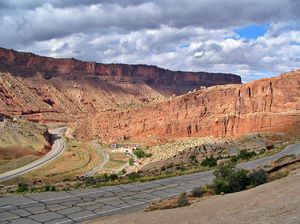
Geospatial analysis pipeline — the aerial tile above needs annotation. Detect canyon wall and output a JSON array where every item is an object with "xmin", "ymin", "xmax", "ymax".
[
  {"xmin": 1, "ymin": 47, "xmax": 299, "ymax": 143},
  {"xmin": 75, "ymin": 70, "xmax": 300, "ymax": 143},
  {"xmin": 0, "ymin": 47, "xmax": 241, "ymax": 96}
]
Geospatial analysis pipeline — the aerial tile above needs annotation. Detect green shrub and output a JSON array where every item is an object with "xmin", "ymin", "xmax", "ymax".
[
  {"xmin": 201, "ymin": 156, "xmax": 217, "ymax": 167},
  {"xmin": 230, "ymin": 156, "xmax": 238, "ymax": 163},
  {"xmin": 43, "ymin": 185, "xmax": 56, "ymax": 192},
  {"xmin": 227, "ymin": 169, "xmax": 249, "ymax": 192},
  {"xmin": 177, "ymin": 192, "xmax": 189, "ymax": 207},
  {"xmin": 212, "ymin": 163, "xmax": 249, "ymax": 194},
  {"xmin": 109, "ymin": 173, "xmax": 119, "ymax": 181},
  {"xmin": 237, "ymin": 150, "xmax": 257, "ymax": 161},
  {"xmin": 30, "ymin": 187, "xmax": 37, "ymax": 193},
  {"xmin": 248, "ymin": 169, "xmax": 268, "ymax": 187},
  {"xmin": 134, "ymin": 149, "xmax": 152, "ymax": 158},
  {"xmin": 17, "ymin": 183, "xmax": 28, "ymax": 193},
  {"xmin": 44, "ymin": 185, "xmax": 51, "ymax": 192},
  {"xmin": 213, "ymin": 162, "xmax": 235, "ymax": 179},
  {"xmin": 127, "ymin": 172, "xmax": 141, "ymax": 181},
  {"xmin": 213, "ymin": 178, "xmax": 230, "ymax": 194},
  {"xmin": 129, "ymin": 158, "xmax": 134, "ymax": 166}
]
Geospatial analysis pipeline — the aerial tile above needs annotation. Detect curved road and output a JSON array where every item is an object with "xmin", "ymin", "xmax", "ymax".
[
  {"xmin": 0, "ymin": 143, "xmax": 299, "ymax": 224},
  {"xmin": 0, "ymin": 127, "xmax": 66, "ymax": 183}
]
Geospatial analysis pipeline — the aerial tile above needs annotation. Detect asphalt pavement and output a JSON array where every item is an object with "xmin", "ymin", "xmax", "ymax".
[{"xmin": 0, "ymin": 143, "xmax": 299, "ymax": 224}]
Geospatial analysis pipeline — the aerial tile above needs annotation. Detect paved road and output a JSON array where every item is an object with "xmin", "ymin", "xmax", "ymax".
[
  {"xmin": 0, "ymin": 143, "xmax": 299, "ymax": 224},
  {"xmin": 0, "ymin": 127, "xmax": 66, "ymax": 183},
  {"xmin": 85, "ymin": 142, "xmax": 109, "ymax": 177},
  {"xmin": 237, "ymin": 143, "xmax": 300, "ymax": 170}
]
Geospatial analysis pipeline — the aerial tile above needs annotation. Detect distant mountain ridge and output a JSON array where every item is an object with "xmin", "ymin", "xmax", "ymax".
[
  {"xmin": 0, "ymin": 47, "xmax": 241, "ymax": 120},
  {"xmin": 0, "ymin": 47, "xmax": 241, "ymax": 95}
]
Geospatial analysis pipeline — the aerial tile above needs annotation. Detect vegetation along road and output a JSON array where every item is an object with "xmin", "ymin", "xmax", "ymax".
[{"xmin": 0, "ymin": 142, "xmax": 299, "ymax": 223}]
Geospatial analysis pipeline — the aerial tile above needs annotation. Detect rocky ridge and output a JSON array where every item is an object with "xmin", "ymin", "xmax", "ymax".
[
  {"xmin": 75, "ymin": 70, "xmax": 300, "ymax": 143},
  {"xmin": 0, "ymin": 48, "xmax": 241, "ymax": 119}
]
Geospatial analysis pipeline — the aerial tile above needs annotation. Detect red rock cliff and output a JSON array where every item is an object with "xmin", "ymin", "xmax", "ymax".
[
  {"xmin": 75, "ymin": 70, "xmax": 300, "ymax": 143},
  {"xmin": 0, "ymin": 47, "xmax": 241, "ymax": 95}
]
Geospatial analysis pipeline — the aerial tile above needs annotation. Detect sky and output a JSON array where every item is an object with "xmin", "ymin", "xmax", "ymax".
[{"xmin": 0, "ymin": 0, "xmax": 300, "ymax": 81}]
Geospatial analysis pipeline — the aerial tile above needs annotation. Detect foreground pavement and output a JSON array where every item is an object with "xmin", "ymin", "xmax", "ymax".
[
  {"xmin": 0, "ymin": 143, "xmax": 299, "ymax": 224},
  {"xmin": 93, "ymin": 166, "xmax": 300, "ymax": 224}
]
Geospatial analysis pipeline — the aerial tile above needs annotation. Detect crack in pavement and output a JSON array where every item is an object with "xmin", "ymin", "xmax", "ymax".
[{"xmin": 0, "ymin": 143, "xmax": 299, "ymax": 223}]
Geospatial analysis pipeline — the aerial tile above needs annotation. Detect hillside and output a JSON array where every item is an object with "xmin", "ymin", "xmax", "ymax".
[
  {"xmin": 0, "ymin": 48, "xmax": 299, "ymax": 146},
  {"xmin": 74, "ymin": 70, "xmax": 300, "ymax": 143},
  {"xmin": 0, "ymin": 47, "xmax": 241, "ymax": 121},
  {"xmin": 0, "ymin": 117, "xmax": 50, "ymax": 173}
]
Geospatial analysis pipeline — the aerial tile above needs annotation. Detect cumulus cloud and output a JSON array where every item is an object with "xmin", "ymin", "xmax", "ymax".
[{"xmin": 0, "ymin": 0, "xmax": 299, "ymax": 81}]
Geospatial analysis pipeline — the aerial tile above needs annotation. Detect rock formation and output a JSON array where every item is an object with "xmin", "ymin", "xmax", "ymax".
[
  {"xmin": 1, "ymin": 47, "xmax": 299, "ymax": 144},
  {"xmin": 0, "ymin": 47, "xmax": 241, "ymax": 119},
  {"xmin": 0, "ymin": 47, "xmax": 240, "ymax": 95},
  {"xmin": 74, "ymin": 70, "xmax": 300, "ymax": 143}
]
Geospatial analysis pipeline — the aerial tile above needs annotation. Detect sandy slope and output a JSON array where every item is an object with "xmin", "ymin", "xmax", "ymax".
[{"xmin": 91, "ymin": 170, "xmax": 300, "ymax": 224}]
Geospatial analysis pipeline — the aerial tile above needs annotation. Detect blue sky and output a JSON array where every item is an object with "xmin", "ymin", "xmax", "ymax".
[
  {"xmin": 235, "ymin": 24, "xmax": 269, "ymax": 39},
  {"xmin": 0, "ymin": 0, "xmax": 299, "ymax": 82}
]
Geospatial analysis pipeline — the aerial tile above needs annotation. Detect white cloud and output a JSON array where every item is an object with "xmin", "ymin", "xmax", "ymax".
[{"xmin": 0, "ymin": 0, "xmax": 299, "ymax": 81}]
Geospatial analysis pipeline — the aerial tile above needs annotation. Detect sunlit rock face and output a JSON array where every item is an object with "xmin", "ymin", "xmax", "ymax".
[{"xmin": 74, "ymin": 70, "xmax": 300, "ymax": 143}]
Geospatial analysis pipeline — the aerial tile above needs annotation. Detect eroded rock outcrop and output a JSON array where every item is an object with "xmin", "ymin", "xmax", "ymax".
[
  {"xmin": 0, "ymin": 48, "xmax": 241, "ymax": 119},
  {"xmin": 75, "ymin": 70, "xmax": 300, "ymax": 143}
]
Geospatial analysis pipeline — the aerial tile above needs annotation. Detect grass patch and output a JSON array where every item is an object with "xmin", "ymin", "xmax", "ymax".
[
  {"xmin": 0, "ymin": 155, "xmax": 40, "ymax": 173},
  {"xmin": 104, "ymin": 153, "xmax": 127, "ymax": 170}
]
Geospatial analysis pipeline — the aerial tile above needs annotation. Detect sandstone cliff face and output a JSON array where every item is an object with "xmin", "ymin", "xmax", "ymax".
[
  {"xmin": 0, "ymin": 48, "xmax": 241, "ymax": 119},
  {"xmin": 0, "ymin": 47, "xmax": 241, "ymax": 96},
  {"xmin": 75, "ymin": 70, "xmax": 300, "ymax": 143},
  {"xmin": 2, "ymin": 47, "xmax": 298, "ymax": 144}
]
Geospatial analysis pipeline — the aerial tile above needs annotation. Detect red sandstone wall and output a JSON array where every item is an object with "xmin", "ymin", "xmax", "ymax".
[
  {"xmin": 76, "ymin": 71, "xmax": 300, "ymax": 143},
  {"xmin": 0, "ymin": 47, "xmax": 241, "ymax": 95}
]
